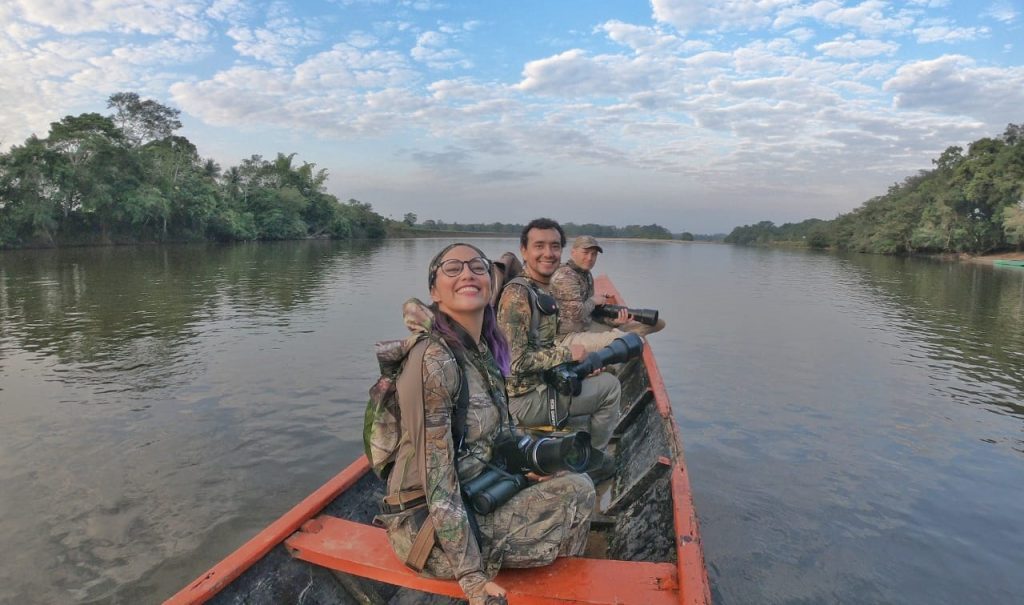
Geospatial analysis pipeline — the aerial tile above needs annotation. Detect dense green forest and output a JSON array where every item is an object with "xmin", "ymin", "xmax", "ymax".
[
  {"xmin": 725, "ymin": 124, "xmax": 1024, "ymax": 254},
  {"xmin": 407, "ymin": 218, "xmax": 694, "ymax": 240},
  {"xmin": 0, "ymin": 93, "xmax": 386, "ymax": 248},
  {"xmin": 1, "ymin": 92, "xmax": 705, "ymax": 249}
]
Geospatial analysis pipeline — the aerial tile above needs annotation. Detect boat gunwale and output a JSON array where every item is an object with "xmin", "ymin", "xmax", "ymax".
[
  {"xmin": 163, "ymin": 458, "xmax": 371, "ymax": 604},
  {"xmin": 598, "ymin": 276, "xmax": 711, "ymax": 605}
]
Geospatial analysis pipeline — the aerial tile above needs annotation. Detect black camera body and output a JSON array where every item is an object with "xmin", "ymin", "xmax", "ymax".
[
  {"xmin": 461, "ymin": 430, "xmax": 594, "ymax": 514},
  {"xmin": 593, "ymin": 304, "xmax": 659, "ymax": 326},
  {"xmin": 545, "ymin": 332, "xmax": 645, "ymax": 396}
]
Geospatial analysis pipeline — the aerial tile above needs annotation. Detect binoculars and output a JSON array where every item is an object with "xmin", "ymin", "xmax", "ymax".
[
  {"xmin": 592, "ymin": 304, "xmax": 659, "ymax": 326},
  {"xmin": 545, "ymin": 332, "xmax": 645, "ymax": 396}
]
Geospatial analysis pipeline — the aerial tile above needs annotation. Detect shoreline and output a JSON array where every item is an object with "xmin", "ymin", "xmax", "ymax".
[{"xmin": 959, "ymin": 250, "xmax": 1024, "ymax": 264}]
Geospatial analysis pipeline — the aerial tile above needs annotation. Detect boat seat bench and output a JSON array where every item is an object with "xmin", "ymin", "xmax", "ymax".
[{"xmin": 285, "ymin": 514, "xmax": 680, "ymax": 605}]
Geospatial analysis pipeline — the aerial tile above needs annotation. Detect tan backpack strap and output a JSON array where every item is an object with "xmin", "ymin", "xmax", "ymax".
[
  {"xmin": 405, "ymin": 515, "xmax": 436, "ymax": 572},
  {"xmin": 394, "ymin": 336, "xmax": 440, "ymax": 571}
]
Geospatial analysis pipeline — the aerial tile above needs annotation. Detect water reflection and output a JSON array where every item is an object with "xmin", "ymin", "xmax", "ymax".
[
  {"xmin": 1, "ymin": 240, "xmax": 1022, "ymax": 604},
  {"xmin": 842, "ymin": 253, "xmax": 1024, "ymax": 420}
]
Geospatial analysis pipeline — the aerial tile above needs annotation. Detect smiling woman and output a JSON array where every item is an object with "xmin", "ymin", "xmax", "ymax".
[{"xmin": 368, "ymin": 241, "xmax": 596, "ymax": 605}]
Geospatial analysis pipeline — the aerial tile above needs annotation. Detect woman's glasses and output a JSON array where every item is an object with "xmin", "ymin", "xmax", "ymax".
[{"xmin": 438, "ymin": 257, "xmax": 490, "ymax": 277}]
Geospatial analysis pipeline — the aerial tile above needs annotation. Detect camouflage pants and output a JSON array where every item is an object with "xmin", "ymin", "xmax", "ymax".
[
  {"xmin": 379, "ymin": 473, "xmax": 595, "ymax": 579},
  {"xmin": 557, "ymin": 328, "xmax": 626, "ymax": 354},
  {"xmin": 508, "ymin": 373, "xmax": 621, "ymax": 449}
]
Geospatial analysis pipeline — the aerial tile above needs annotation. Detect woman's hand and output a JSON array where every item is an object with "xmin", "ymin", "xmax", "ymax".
[{"xmin": 468, "ymin": 581, "xmax": 508, "ymax": 605}]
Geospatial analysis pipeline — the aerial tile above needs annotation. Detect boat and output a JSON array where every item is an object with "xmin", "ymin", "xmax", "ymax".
[
  {"xmin": 993, "ymin": 259, "xmax": 1024, "ymax": 268},
  {"xmin": 164, "ymin": 275, "xmax": 711, "ymax": 605}
]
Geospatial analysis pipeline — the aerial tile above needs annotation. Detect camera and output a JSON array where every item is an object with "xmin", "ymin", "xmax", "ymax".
[
  {"xmin": 461, "ymin": 431, "xmax": 594, "ymax": 514},
  {"xmin": 495, "ymin": 430, "xmax": 592, "ymax": 475},
  {"xmin": 545, "ymin": 332, "xmax": 645, "ymax": 396},
  {"xmin": 592, "ymin": 304, "xmax": 659, "ymax": 326}
]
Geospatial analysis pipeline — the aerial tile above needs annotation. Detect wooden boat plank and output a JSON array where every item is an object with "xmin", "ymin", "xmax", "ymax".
[{"xmin": 286, "ymin": 515, "xmax": 680, "ymax": 605}]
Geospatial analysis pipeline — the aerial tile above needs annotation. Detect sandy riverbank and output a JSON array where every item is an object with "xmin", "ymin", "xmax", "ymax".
[{"xmin": 961, "ymin": 250, "xmax": 1024, "ymax": 264}]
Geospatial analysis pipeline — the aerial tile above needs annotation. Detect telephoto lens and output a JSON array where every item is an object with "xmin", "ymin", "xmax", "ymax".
[{"xmin": 592, "ymin": 304, "xmax": 659, "ymax": 326}]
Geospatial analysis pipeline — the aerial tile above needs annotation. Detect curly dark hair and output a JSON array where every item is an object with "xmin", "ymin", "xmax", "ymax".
[{"xmin": 519, "ymin": 218, "xmax": 565, "ymax": 248}]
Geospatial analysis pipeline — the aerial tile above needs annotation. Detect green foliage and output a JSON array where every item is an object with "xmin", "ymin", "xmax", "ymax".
[
  {"xmin": 413, "ymin": 219, "xmax": 687, "ymax": 240},
  {"xmin": 0, "ymin": 92, "xmax": 388, "ymax": 248},
  {"xmin": 727, "ymin": 123, "xmax": 1024, "ymax": 255}
]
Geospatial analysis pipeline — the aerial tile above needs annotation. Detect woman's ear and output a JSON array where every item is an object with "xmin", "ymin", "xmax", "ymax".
[{"xmin": 429, "ymin": 285, "xmax": 441, "ymax": 303}]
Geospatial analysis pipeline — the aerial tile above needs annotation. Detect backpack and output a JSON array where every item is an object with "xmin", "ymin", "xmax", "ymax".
[
  {"xmin": 363, "ymin": 334, "xmax": 471, "ymax": 481},
  {"xmin": 363, "ymin": 335, "xmax": 430, "ymax": 480},
  {"xmin": 489, "ymin": 251, "xmax": 523, "ymax": 308}
]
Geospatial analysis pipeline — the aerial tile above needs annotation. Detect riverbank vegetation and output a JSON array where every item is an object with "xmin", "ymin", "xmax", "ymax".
[
  {"xmin": 725, "ymin": 124, "xmax": 1024, "ymax": 255},
  {"xmin": 0, "ymin": 93, "xmax": 386, "ymax": 248},
  {"xmin": 1, "ymin": 92, "xmax": 708, "ymax": 249},
  {"xmin": 404, "ymin": 218, "xmax": 699, "ymax": 241}
]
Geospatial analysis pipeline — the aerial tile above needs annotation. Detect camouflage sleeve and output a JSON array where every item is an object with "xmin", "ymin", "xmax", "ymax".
[
  {"xmin": 497, "ymin": 283, "xmax": 573, "ymax": 377},
  {"xmin": 550, "ymin": 268, "xmax": 593, "ymax": 334},
  {"xmin": 420, "ymin": 342, "xmax": 489, "ymax": 598}
]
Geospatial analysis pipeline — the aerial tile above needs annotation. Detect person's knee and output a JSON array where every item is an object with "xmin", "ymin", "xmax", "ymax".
[{"xmin": 597, "ymin": 372, "xmax": 621, "ymax": 402}]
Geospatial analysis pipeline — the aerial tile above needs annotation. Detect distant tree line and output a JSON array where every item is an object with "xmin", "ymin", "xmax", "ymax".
[
  {"xmin": 413, "ymin": 219, "xmax": 699, "ymax": 240},
  {"xmin": 725, "ymin": 124, "xmax": 1024, "ymax": 254},
  {"xmin": 0, "ymin": 92, "xmax": 386, "ymax": 248}
]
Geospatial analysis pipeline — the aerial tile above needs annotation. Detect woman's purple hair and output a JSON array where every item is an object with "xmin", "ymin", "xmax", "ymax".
[
  {"xmin": 432, "ymin": 305, "xmax": 511, "ymax": 376},
  {"xmin": 427, "ymin": 242, "xmax": 511, "ymax": 376}
]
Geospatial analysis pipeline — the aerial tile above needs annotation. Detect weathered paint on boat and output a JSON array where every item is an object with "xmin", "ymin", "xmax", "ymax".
[{"xmin": 165, "ymin": 276, "xmax": 711, "ymax": 605}]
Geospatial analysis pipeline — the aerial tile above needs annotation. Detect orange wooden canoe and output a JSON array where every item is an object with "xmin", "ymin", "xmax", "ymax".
[{"xmin": 165, "ymin": 276, "xmax": 711, "ymax": 604}]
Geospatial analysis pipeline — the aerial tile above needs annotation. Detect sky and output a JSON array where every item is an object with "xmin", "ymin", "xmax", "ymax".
[{"xmin": 1, "ymin": 1, "xmax": 1022, "ymax": 234}]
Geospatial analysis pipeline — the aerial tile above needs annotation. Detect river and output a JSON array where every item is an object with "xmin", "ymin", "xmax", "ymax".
[{"xmin": 1, "ymin": 239, "xmax": 1021, "ymax": 604}]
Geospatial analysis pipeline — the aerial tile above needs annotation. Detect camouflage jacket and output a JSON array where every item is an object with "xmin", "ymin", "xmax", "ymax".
[
  {"xmin": 496, "ymin": 272, "xmax": 574, "ymax": 397},
  {"xmin": 549, "ymin": 260, "xmax": 596, "ymax": 335},
  {"xmin": 383, "ymin": 299, "xmax": 511, "ymax": 598}
]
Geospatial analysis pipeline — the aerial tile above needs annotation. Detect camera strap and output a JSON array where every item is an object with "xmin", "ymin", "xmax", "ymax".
[{"xmin": 547, "ymin": 385, "xmax": 566, "ymax": 428}]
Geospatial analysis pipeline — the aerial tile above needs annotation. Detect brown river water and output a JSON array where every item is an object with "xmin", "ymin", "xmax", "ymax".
[{"xmin": 1, "ymin": 239, "xmax": 1021, "ymax": 604}]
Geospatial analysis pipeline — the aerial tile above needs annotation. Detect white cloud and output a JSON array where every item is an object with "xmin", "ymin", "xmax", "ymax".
[
  {"xmin": 207, "ymin": 0, "xmax": 251, "ymax": 23},
  {"xmin": 226, "ymin": 5, "xmax": 322, "ymax": 66},
  {"xmin": 598, "ymin": 20, "xmax": 709, "ymax": 54},
  {"xmin": 816, "ymin": 34, "xmax": 899, "ymax": 58},
  {"xmin": 513, "ymin": 49, "xmax": 658, "ymax": 97},
  {"xmin": 913, "ymin": 24, "xmax": 989, "ymax": 44},
  {"xmin": 13, "ymin": 0, "xmax": 212, "ymax": 42},
  {"xmin": 651, "ymin": 0, "xmax": 790, "ymax": 31},
  {"xmin": 821, "ymin": 0, "xmax": 915, "ymax": 36},
  {"xmin": 411, "ymin": 30, "xmax": 471, "ymax": 70},
  {"xmin": 785, "ymin": 27, "xmax": 817, "ymax": 43},
  {"xmin": 170, "ymin": 43, "xmax": 425, "ymax": 137},
  {"xmin": 982, "ymin": 1, "xmax": 1018, "ymax": 23},
  {"xmin": 885, "ymin": 54, "xmax": 1024, "ymax": 125}
]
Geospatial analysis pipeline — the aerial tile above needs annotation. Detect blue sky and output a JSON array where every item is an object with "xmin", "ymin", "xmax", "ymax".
[{"xmin": 1, "ymin": 0, "xmax": 1022, "ymax": 233}]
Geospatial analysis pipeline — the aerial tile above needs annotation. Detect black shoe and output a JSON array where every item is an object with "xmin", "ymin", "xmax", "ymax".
[{"xmin": 585, "ymin": 451, "xmax": 616, "ymax": 483}]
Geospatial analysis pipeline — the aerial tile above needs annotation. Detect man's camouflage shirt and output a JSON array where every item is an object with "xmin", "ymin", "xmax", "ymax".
[
  {"xmin": 496, "ymin": 270, "xmax": 574, "ymax": 397},
  {"xmin": 549, "ymin": 259, "xmax": 596, "ymax": 335}
]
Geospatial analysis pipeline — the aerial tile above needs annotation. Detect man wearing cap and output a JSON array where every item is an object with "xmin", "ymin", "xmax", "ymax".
[{"xmin": 550, "ymin": 235, "xmax": 666, "ymax": 353}]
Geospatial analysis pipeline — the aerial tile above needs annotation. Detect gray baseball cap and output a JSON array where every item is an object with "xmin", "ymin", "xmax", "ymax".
[{"xmin": 572, "ymin": 235, "xmax": 603, "ymax": 253}]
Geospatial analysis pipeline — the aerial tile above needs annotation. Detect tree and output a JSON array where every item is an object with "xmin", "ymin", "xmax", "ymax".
[
  {"xmin": 403, "ymin": 212, "xmax": 417, "ymax": 226},
  {"xmin": 107, "ymin": 92, "xmax": 182, "ymax": 148},
  {"xmin": 1000, "ymin": 202, "xmax": 1024, "ymax": 249}
]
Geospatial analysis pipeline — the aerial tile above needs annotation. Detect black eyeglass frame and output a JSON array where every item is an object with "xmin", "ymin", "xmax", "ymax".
[{"xmin": 436, "ymin": 257, "xmax": 491, "ymax": 278}]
